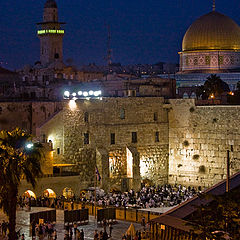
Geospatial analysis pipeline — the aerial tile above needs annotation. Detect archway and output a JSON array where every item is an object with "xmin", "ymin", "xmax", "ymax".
[
  {"xmin": 23, "ymin": 190, "xmax": 37, "ymax": 199},
  {"xmin": 63, "ymin": 187, "xmax": 74, "ymax": 199},
  {"xmin": 42, "ymin": 189, "xmax": 57, "ymax": 198}
]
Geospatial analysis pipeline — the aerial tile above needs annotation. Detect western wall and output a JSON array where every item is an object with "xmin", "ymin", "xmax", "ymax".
[
  {"xmin": 33, "ymin": 97, "xmax": 240, "ymax": 193},
  {"xmin": 168, "ymin": 99, "xmax": 240, "ymax": 187}
]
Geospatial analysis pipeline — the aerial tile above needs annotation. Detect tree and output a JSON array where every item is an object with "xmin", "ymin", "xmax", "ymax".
[
  {"xmin": 187, "ymin": 191, "xmax": 240, "ymax": 239},
  {"xmin": 0, "ymin": 128, "xmax": 43, "ymax": 239},
  {"xmin": 196, "ymin": 75, "xmax": 230, "ymax": 100},
  {"xmin": 204, "ymin": 74, "xmax": 230, "ymax": 98}
]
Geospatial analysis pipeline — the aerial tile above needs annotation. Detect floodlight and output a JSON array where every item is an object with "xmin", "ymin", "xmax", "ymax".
[{"xmin": 64, "ymin": 91, "xmax": 70, "ymax": 97}]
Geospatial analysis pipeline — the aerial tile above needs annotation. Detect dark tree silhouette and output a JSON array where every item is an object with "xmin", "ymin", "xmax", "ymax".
[{"xmin": 0, "ymin": 128, "xmax": 42, "ymax": 239}]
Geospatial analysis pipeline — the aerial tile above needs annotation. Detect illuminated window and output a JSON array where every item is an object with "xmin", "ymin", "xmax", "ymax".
[
  {"xmin": 110, "ymin": 133, "xmax": 115, "ymax": 145},
  {"xmin": 84, "ymin": 133, "xmax": 89, "ymax": 144},
  {"xmin": 155, "ymin": 132, "xmax": 160, "ymax": 142},
  {"xmin": 132, "ymin": 132, "xmax": 137, "ymax": 143},
  {"xmin": 185, "ymin": 56, "xmax": 189, "ymax": 66}
]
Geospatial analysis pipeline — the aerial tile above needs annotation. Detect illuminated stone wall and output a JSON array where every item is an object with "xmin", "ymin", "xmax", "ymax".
[
  {"xmin": 168, "ymin": 99, "xmax": 240, "ymax": 187},
  {"xmin": 38, "ymin": 97, "xmax": 169, "ymax": 191}
]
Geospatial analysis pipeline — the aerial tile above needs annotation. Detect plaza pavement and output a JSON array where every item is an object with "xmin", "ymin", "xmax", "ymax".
[{"xmin": 0, "ymin": 207, "xmax": 143, "ymax": 240}]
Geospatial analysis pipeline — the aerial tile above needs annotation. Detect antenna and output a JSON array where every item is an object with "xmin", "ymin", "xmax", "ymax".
[
  {"xmin": 213, "ymin": 0, "xmax": 216, "ymax": 11},
  {"xmin": 106, "ymin": 24, "xmax": 112, "ymax": 68}
]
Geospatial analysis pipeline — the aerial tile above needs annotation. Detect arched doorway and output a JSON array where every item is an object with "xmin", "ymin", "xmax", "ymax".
[
  {"xmin": 23, "ymin": 190, "xmax": 37, "ymax": 199},
  {"xmin": 63, "ymin": 187, "xmax": 74, "ymax": 199},
  {"xmin": 43, "ymin": 189, "xmax": 57, "ymax": 198}
]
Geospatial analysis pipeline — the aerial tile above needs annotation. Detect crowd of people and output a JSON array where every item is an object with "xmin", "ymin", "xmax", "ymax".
[
  {"xmin": 80, "ymin": 184, "xmax": 201, "ymax": 209},
  {"xmin": 18, "ymin": 184, "xmax": 201, "ymax": 211}
]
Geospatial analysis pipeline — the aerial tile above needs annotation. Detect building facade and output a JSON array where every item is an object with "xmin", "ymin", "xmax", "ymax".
[{"xmin": 34, "ymin": 97, "xmax": 240, "ymax": 193}]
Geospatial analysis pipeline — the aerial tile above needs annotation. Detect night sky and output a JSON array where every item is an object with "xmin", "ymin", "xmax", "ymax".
[{"xmin": 0, "ymin": 0, "xmax": 240, "ymax": 69}]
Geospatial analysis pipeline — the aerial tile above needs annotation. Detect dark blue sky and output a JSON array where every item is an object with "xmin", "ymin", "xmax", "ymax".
[{"xmin": 0, "ymin": 0, "xmax": 239, "ymax": 69}]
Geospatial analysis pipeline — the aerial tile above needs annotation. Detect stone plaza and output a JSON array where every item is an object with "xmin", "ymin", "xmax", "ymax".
[{"xmin": 0, "ymin": 207, "xmax": 142, "ymax": 240}]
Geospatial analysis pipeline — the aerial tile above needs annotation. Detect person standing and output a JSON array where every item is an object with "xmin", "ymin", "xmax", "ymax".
[
  {"xmin": 94, "ymin": 230, "xmax": 99, "ymax": 240},
  {"xmin": 53, "ymin": 230, "xmax": 57, "ymax": 240},
  {"xmin": 109, "ymin": 223, "xmax": 113, "ymax": 237},
  {"xmin": 80, "ymin": 229, "xmax": 84, "ymax": 240}
]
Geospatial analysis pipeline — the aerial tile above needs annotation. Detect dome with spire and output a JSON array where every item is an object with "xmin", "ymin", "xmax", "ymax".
[
  {"xmin": 44, "ymin": 0, "xmax": 57, "ymax": 8},
  {"xmin": 182, "ymin": 11, "xmax": 240, "ymax": 52}
]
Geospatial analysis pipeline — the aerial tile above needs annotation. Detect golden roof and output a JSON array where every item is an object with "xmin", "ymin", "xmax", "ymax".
[{"xmin": 182, "ymin": 11, "xmax": 240, "ymax": 52}]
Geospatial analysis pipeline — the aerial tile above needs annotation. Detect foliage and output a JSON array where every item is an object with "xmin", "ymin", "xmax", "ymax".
[
  {"xmin": 196, "ymin": 74, "xmax": 230, "ymax": 99},
  {"xmin": 187, "ymin": 191, "xmax": 240, "ymax": 239},
  {"xmin": 0, "ymin": 128, "xmax": 43, "ymax": 239}
]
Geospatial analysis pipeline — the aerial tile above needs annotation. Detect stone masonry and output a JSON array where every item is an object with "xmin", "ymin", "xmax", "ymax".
[
  {"xmin": 168, "ymin": 99, "xmax": 240, "ymax": 187},
  {"xmin": 38, "ymin": 97, "xmax": 169, "ymax": 191}
]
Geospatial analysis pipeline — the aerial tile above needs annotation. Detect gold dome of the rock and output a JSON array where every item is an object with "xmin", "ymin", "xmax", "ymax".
[{"xmin": 182, "ymin": 11, "xmax": 240, "ymax": 52}]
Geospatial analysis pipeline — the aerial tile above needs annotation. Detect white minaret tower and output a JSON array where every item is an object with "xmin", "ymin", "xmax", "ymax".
[{"xmin": 37, "ymin": 0, "xmax": 65, "ymax": 66}]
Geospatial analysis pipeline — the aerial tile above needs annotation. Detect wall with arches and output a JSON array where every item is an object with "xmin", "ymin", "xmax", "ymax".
[{"xmin": 19, "ymin": 175, "xmax": 83, "ymax": 198}]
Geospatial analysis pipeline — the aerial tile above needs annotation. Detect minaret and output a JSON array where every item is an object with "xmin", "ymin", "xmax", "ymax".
[
  {"xmin": 213, "ymin": 0, "xmax": 216, "ymax": 11},
  {"xmin": 37, "ymin": 0, "xmax": 65, "ymax": 66}
]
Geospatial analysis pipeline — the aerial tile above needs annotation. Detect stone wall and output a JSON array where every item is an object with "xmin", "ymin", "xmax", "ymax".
[
  {"xmin": 0, "ymin": 101, "xmax": 62, "ymax": 135},
  {"xmin": 38, "ymin": 97, "xmax": 169, "ymax": 191},
  {"xmin": 168, "ymin": 99, "xmax": 240, "ymax": 187}
]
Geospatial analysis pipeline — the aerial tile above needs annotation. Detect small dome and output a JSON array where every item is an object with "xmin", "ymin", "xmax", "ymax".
[
  {"xmin": 182, "ymin": 11, "xmax": 240, "ymax": 52},
  {"xmin": 44, "ymin": 0, "xmax": 57, "ymax": 8}
]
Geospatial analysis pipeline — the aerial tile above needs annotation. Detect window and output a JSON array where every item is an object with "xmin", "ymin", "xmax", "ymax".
[
  {"xmin": 84, "ymin": 112, "xmax": 89, "ymax": 123},
  {"xmin": 110, "ymin": 133, "xmax": 115, "ymax": 145},
  {"xmin": 154, "ymin": 112, "xmax": 158, "ymax": 121},
  {"xmin": 218, "ymin": 56, "xmax": 223, "ymax": 65},
  {"xmin": 57, "ymin": 147, "xmax": 60, "ymax": 155},
  {"xmin": 205, "ymin": 56, "xmax": 210, "ymax": 65},
  {"xmin": 120, "ymin": 108, "xmax": 125, "ymax": 119},
  {"xmin": 84, "ymin": 133, "xmax": 89, "ymax": 144},
  {"xmin": 155, "ymin": 132, "xmax": 160, "ymax": 142},
  {"xmin": 132, "ymin": 132, "xmax": 137, "ymax": 143}
]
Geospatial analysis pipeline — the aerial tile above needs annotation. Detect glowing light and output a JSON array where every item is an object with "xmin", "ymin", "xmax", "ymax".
[
  {"xmin": 26, "ymin": 143, "xmax": 33, "ymax": 149},
  {"xmin": 94, "ymin": 90, "xmax": 102, "ymax": 96},
  {"xmin": 23, "ymin": 190, "xmax": 37, "ymax": 199},
  {"xmin": 89, "ymin": 90, "xmax": 94, "ymax": 95},
  {"xmin": 69, "ymin": 99, "xmax": 77, "ymax": 110},
  {"xmin": 83, "ymin": 91, "xmax": 88, "ymax": 97},
  {"xmin": 43, "ymin": 189, "xmax": 57, "ymax": 198},
  {"xmin": 72, "ymin": 92, "xmax": 76, "ymax": 97},
  {"xmin": 38, "ymin": 29, "xmax": 64, "ymax": 35},
  {"xmin": 229, "ymin": 91, "xmax": 234, "ymax": 96},
  {"xmin": 78, "ymin": 91, "xmax": 83, "ymax": 96},
  {"xmin": 64, "ymin": 91, "xmax": 70, "ymax": 98},
  {"xmin": 210, "ymin": 94, "xmax": 215, "ymax": 99}
]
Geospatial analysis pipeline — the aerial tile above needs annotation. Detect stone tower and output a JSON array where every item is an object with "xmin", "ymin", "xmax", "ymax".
[{"xmin": 37, "ymin": 0, "xmax": 65, "ymax": 66}]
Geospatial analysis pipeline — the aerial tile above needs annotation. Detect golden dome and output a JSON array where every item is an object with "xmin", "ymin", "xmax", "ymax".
[{"xmin": 182, "ymin": 11, "xmax": 240, "ymax": 52}]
